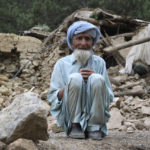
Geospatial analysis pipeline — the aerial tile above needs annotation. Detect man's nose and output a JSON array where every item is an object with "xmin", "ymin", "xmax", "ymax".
[{"xmin": 80, "ymin": 39, "xmax": 87, "ymax": 46}]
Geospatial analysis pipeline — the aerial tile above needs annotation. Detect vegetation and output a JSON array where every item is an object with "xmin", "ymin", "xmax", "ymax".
[{"xmin": 0, "ymin": 0, "xmax": 150, "ymax": 33}]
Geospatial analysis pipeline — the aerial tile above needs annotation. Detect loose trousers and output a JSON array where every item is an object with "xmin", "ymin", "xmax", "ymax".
[{"xmin": 61, "ymin": 73, "xmax": 110, "ymax": 135}]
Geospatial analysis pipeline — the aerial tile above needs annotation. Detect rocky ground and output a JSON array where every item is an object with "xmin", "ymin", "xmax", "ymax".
[
  {"xmin": 37, "ymin": 130, "xmax": 150, "ymax": 150},
  {"xmin": 1, "ymin": 66, "xmax": 150, "ymax": 150}
]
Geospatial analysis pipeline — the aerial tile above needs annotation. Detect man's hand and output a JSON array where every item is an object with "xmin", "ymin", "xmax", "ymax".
[
  {"xmin": 80, "ymin": 68, "xmax": 94, "ymax": 82},
  {"xmin": 58, "ymin": 88, "xmax": 65, "ymax": 101}
]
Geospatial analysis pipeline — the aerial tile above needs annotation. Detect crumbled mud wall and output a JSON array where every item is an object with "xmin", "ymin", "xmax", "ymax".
[{"xmin": 0, "ymin": 33, "xmax": 43, "ymax": 110}]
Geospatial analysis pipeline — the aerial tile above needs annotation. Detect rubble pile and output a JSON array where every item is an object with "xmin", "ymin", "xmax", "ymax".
[
  {"xmin": 0, "ymin": 33, "xmax": 45, "ymax": 110},
  {"xmin": 0, "ymin": 8, "xmax": 150, "ymax": 149},
  {"xmin": 107, "ymin": 66, "xmax": 150, "ymax": 132}
]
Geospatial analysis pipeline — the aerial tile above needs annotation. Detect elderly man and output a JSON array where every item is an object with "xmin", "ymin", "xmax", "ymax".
[{"xmin": 48, "ymin": 21, "xmax": 114, "ymax": 140}]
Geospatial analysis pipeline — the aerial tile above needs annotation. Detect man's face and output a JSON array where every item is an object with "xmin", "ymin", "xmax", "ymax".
[{"xmin": 72, "ymin": 33, "xmax": 93, "ymax": 50}]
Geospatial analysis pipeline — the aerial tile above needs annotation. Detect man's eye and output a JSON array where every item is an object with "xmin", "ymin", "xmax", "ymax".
[
  {"xmin": 76, "ymin": 37, "xmax": 82, "ymax": 40},
  {"xmin": 85, "ymin": 37, "xmax": 90, "ymax": 41}
]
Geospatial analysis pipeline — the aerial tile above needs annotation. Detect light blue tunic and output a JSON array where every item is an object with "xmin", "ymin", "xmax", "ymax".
[{"xmin": 48, "ymin": 53, "xmax": 114, "ymax": 136}]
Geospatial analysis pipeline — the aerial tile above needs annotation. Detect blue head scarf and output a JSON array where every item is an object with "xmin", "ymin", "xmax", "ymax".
[{"xmin": 67, "ymin": 21, "xmax": 101, "ymax": 50}]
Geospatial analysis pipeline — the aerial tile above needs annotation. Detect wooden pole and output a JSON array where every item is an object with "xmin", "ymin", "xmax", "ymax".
[
  {"xmin": 111, "ymin": 32, "xmax": 135, "ymax": 39},
  {"xmin": 103, "ymin": 36, "xmax": 150, "ymax": 54}
]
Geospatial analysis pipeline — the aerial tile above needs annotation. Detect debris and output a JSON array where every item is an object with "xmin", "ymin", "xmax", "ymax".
[{"xmin": 0, "ymin": 8, "xmax": 150, "ymax": 140}]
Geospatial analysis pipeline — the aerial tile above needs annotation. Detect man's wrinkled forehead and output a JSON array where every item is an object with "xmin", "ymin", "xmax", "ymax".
[
  {"xmin": 74, "ymin": 29, "xmax": 96, "ymax": 39},
  {"xmin": 73, "ymin": 32, "xmax": 93, "ymax": 40}
]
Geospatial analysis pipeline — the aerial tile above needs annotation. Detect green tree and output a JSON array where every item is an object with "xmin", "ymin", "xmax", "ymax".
[{"xmin": 1, "ymin": 0, "xmax": 150, "ymax": 33}]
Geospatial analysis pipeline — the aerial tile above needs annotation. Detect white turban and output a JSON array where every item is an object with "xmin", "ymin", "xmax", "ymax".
[{"xmin": 67, "ymin": 21, "xmax": 101, "ymax": 50}]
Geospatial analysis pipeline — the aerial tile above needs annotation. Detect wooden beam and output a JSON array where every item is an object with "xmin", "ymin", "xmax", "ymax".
[
  {"xmin": 114, "ymin": 88, "xmax": 146, "ymax": 97},
  {"xmin": 104, "ymin": 36, "xmax": 150, "ymax": 54},
  {"xmin": 111, "ymin": 32, "xmax": 135, "ymax": 39}
]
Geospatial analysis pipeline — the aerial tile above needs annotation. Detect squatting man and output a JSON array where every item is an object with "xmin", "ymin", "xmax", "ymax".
[{"xmin": 48, "ymin": 21, "xmax": 114, "ymax": 140}]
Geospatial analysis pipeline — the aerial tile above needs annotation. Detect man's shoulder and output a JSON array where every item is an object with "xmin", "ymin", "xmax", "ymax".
[{"xmin": 56, "ymin": 54, "xmax": 73, "ymax": 64}]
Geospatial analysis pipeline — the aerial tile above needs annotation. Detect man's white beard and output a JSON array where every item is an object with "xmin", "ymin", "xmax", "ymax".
[{"xmin": 73, "ymin": 49, "xmax": 92, "ymax": 66}]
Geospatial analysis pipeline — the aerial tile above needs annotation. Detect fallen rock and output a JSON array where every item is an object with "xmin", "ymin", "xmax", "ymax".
[
  {"xmin": 0, "ymin": 86, "xmax": 11, "ymax": 96},
  {"xmin": 143, "ymin": 117, "xmax": 150, "ymax": 130},
  {"xmin": 126, "ymin": 126, "xmax": 134, "ymax": 133},
  {"xmin": 0, "ymin": 75, "xmax": 9, "ymax": 82},
  {"xmin": 32, "ymin": 60, "xmax": 40, "ymax": 66},
  {"xmin": 131, "ymin": 97, "xmax": 145, "ymax": 110},
  {"xmin": 0, "ymin": 92, "xmax": 49, "ymax": 144},
  {"xmin": 118, "ymin": 125, "xmax": 127, "ymax": 131},
  {"xmin": 5, "ymin": 64, "xmax": 17, "ymax": 73},
  {"xmin": 111, "ymin": 75, "xmax": 127, "ymax": 84},
  {"xmin": 135, "ymin": 120, "xmax": 145, "ymax": 130},
  {"xmin": 141, "ymin": 106, "xmax": 150, "ymax": 115},
  {"xmin": 124, "ymin": 121, "xmax": 136, "ymax": 129},
  {"xmin": 6, "ymin": 138, "xmax": 38, "ymax": 150},
  {"xmin": 107, "ymin": 107, "xmax": 124, "ymax": 130}
]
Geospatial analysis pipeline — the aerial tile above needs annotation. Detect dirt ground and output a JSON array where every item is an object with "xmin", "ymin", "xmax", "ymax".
[{"xmin": 37, "ymin": 130, "xmax": 150, "ymax": 150}]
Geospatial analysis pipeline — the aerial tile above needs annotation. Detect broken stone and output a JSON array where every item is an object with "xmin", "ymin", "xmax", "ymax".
[
  {"xmin": 6, "ymin": 138, "xmax": 38, "ymax": 150},
  {"xmin": 0, "ymin": 81, "xmax": 8, "ymax": 86},
  {"xmin": 122, "ymin": 105, "xmax": 131, "ymax": 113},
  {"xmin": 126, "ymin": 96, "xmax": 134, "ymax": 103},
  {"xmin": 118, "ymin": 125, "xmax": 127, "ymax": 131},
  {"xmin": 30, "ymin": 76, "xmax": 38, "ymax": 84},
  {"xmin": 32, "ymin": 60, "xmax": 39, "ymax": 66},
  {"xmin": 0, "ymin": 92, "xmax": 49, "ymax": 144},
  {"xmin": 0, "ymin": 86, "xmax": 11, "ymax": 96},
  {"xmin": 6, "ymin": 64, "xmax": 17, "ymax": 73},
  {"xmin": 107, "ymin": 107, "xmax": 124, "ymax": 130},
  {"xmin": 112, "ymin": 75, "xmax": 127, "ymax": 84},
  {"xmin": 141, "ymin": 106, "xmax": 150, "ymax": 115},
  {"xmin": 135, "ymin": 120, "xmax": 145, "ymax": 130},
  {"xmin": 0, "ymin": 75, "xmax": 9, "ymax": 82},
  {"xmin": 126, "ymin": 127, "xmax": 134, "ymax": 133},
  {"xmin": 143, "ymin": 117, "xmax": 150, "ymax": 130},
  {"xmin": 124, "ymin": 122, "xmax": 136, "ymax": 129}
]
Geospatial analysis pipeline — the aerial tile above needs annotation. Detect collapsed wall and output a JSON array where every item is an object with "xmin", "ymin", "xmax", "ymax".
[{"xmin": 0, "ymin": 33, "xmax": 43, "ymax": 110}]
